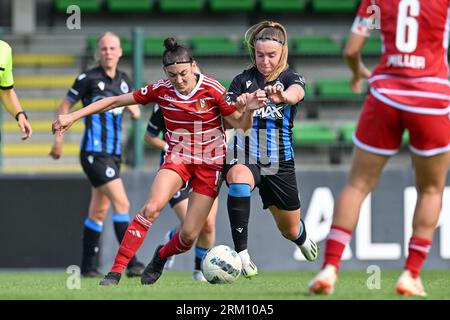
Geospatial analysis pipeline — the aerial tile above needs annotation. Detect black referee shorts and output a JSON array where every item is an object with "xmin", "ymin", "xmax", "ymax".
[
  {"xmin": 223, "ymin": 159, "xmax": 301, "ymax": 211},
  {"xmin": 80, "ymin": 152, "xmax": 121, "ymax": 188}
]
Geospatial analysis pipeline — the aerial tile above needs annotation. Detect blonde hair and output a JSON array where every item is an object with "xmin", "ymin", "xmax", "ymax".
[
  {"xmin": 94, "ymin": 31, "xmax": 122, "ymax": 61},
  {"xmin": 244, "ymin": 21, "xmax": 289, "ymax": 82}
]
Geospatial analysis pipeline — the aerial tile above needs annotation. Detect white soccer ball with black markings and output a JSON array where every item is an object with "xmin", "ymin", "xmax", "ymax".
[{"xmin": 201, "ymin": 245, "xmax": 242, "ymax": 284}]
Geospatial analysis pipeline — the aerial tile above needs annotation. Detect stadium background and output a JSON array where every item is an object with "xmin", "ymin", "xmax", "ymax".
[{"xmin": 0, "ymin": 0, "xmax": 449, "ymax": 272}]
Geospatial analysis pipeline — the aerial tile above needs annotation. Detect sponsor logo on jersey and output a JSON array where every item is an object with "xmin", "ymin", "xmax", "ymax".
[
  {"xmin": 140, "ymin": 86, "xmax": 148, "ymax": 95},
  {"xmin": 246, "ymin": 80, "xmax": 252, "ymax": 88},
  {"xmin": 253, "ymin": 104, "xmax": 287, "ymax": 119},
  {"xmin": 98, "ymin": 81, "xmax": 105, "ymax": 91}
]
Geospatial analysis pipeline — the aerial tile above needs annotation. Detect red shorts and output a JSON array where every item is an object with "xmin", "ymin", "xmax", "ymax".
[
  {"xmin": 160, "ymin": 154, "xmax": 221, "ymax": 198},
  {"xmin": 354, "ymin": 94, "xmax": 450, "ymax": 156}
]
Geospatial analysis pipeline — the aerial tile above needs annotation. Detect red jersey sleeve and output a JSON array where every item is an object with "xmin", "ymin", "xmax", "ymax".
[
  {"xmin": 351, "ymin": 0, "xmax": 377, "ymax": 37},
  {"xmin": 132, "ymin": 84, "xmax": 158, "ymax": 105}
]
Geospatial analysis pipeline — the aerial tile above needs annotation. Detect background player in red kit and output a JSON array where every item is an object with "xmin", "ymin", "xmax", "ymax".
[
  {"xmin": 309, "ymin": 0, "xmax": 450, "ymax": 296},
  {"xmin": 52, "ymin": 37, "xmax": 267, "ymax": 286}
]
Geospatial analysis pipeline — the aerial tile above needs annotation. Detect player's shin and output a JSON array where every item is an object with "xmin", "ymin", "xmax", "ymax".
[
  {"xmin": 227, "ymin": 183, "xmax": 251, "ymax": 253},
  {"xmin": 110, "ymin": 213, "xmax": 152, "ymax": 273},
  {"xmin": 323, "ymin": 224, "xmax": 352, "ymax": 270},
  {"xmin": 81, "ymin": 218, "xmax": 103, "ymax": 275},
  {"xmin": 159, "ymin": 231, "xmax": 192, "ymax": 259}
]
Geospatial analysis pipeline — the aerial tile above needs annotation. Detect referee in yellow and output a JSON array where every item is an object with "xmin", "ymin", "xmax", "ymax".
[{"xmin": 0, "ymin": 40, "xmax": 32, "ymax": 141}]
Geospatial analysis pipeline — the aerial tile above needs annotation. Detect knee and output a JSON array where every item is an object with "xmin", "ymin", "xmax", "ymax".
[
  {"xmin": 180, "ymin": 229, "xmax": 198, "ymax": 247},
  {"xmin": 201, "ymin": 219, "xmax": 215, "ymax": 236},
  {"xmin": 141, "ymin": 201, "xmax": 162, "ymax": 221},
  {"xmin": 227, "ymin": 166, "xmax": 253, "ymax": 186}
]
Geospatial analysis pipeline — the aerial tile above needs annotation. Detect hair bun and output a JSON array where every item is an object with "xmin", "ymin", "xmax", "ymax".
[{"xmin": 164, "ymin": 37, "xmax": 178, "ymax": 51}]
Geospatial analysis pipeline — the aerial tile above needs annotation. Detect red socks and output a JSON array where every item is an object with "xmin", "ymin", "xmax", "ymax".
[
  {"xmin": 404, "ymin": 236, "xmax": 432, "ymax": 278},
  {"xmin": 159, "ymin": 231, "xmax": 192, "ymax": 260},
  {"xmin": 111, "ymin": 214, "xmax": 152, "ymax": 273},
  {"xmin": 323, "ymin": 225, "xmax": 352, "ymax": 270}
]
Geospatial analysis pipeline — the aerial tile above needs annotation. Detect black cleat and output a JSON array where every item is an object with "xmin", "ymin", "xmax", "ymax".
[
  {"xmin": 81, "ymin": 269, "xmax": 103, "ymax": 278},
  {"xmin": 126, "ymin": 260, "xmax": 145, "ymax": 278},
  {"xmin": 99, "ymin": 272, "xmax": 121, "ymax": 286},
  {"xmin": 141, "ymin": 245, "xmax": 167, "ymax": 285}
]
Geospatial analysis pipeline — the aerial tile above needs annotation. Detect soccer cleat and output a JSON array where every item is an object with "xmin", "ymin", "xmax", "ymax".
[
  {"xmin": 164, "ymin": 230, "xmax": 175, "ymax": 270},
  {"xmin": 308, "ymin": 264, "xmax": 338, "ymax": 295},
  {"xmin": 241, "ymin": 259, "xmax": 258, "ymax": 279},
  {"xmin": 192, "ymin": 269, "xmax": 207, "ymax": 282},
  {"xmin": 395, "ymin": 270, "xmax": 427, "ymax": 297},
  {"xmin": 299, "ymin": 236, "xmax": 319, "ymax": 261},
  {"xmin": 99, "ymin": 272, "xmax": 121, "ymax": 286},
  {"xmin": 141, "ymin": 245, "xmax": 167, "ymax": 285},
  {"xmin": 81, "ymin": 269, "xmax": 103, "ymax": 278},
  {"xmin": 126, "ymin": 260, "xmax": 145, "ymax": 277}
]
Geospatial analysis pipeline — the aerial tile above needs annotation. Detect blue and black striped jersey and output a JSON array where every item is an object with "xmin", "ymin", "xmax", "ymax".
[
  {"xmin": 146, "ymin": 105, "xmax": 166, "ymax": 165},
  {"xmin": 228, "ymin": 66, "xmax": 306, "ymax": 164},
  {"xmin": 66, "ymin": 66, "xmax": 133, "ymax": 156}
]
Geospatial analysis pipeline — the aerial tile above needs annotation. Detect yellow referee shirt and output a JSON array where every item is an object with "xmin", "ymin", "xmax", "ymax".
[{"xmin": 0, "ymin": 40, "xmax": 14, "ymax": 89}]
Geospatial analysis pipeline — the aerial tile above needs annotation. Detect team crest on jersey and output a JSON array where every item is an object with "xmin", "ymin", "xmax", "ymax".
[
  {"xmin": 98, "ymin": 81, "xmax": 105, "ymax": 91},
  {"xmin": 273, "ymin": 80, "xmax": 284, "ymax": 91},
  {"xmin": 196, "ymin": 98, "xmax": 208, "ymax": 111},
  {"xmin": 105, "ymin": 166, "xmax": 116, "ymax": 178},
  {"xmin": 120, "ymin": 81, "xmax": 129, "ymax": 93}
]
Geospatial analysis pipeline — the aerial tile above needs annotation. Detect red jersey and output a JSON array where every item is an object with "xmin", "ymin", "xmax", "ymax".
[
  {"xmin": 352, "ymin": 0, "xmax": 450, "ymax": 114},
  {"xmin": 133, "ymin": 73, "xmax": 236, "ymax": 166}
]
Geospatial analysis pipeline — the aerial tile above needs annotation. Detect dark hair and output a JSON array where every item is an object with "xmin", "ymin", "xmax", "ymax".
[{"xmin": 162, "ymin": 37, "xmax": 193, "ymax": 67}]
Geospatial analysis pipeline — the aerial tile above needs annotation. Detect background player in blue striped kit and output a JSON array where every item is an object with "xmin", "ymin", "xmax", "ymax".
[
  {"xmin": 49, "ymin": 32, "xmax": 144, "ymax": 277},
  {"xmin": 224, "ymin": 21, "xmax": 319, "ymax": 277}
]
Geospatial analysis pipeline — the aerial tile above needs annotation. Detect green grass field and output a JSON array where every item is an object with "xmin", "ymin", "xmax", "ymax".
[{"xmin": 1, "ymin": 270, "xmax": 449, "ymax": 300}]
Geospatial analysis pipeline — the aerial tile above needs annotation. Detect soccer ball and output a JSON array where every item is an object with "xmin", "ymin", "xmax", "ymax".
[{"xmin": 201, "ymin": 245, "xmax": 242, "ymax": 284}]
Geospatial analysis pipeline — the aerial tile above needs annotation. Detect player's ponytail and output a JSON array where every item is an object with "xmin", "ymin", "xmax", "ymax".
[
  {"xmin": 245, "ymin": 21, "xmax": 289, "ymax": 82},
  {"xmin": 162, "ymin": 37, "xmax": 193, "ymax": 67}
]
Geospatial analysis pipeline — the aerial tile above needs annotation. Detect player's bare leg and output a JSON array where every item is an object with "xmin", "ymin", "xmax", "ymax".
[
  {"xmin": 141, "ymin": 192, "xmax": 215, "ymax": 285},
  {"xmin": 100, "ymin": 169, "xmax": 183, "ymax": 285},
  {"xmin": 309, "ymin": 147, "xmax": 389, "ymax": 294},
  {"xmin": 396, "ymin": 151, "xmax": 449, "ymax": 297},
  {"xmin": 226, "ymin": 164, "xmax": 258, "ymax": 278}
]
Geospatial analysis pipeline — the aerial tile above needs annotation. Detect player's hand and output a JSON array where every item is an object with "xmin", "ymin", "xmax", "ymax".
[
  {"xmin": 17, "ymin": 116, "xmax": 32, "ymax": 141},
  {"xmin": 264, "ymin": 85, "xmax": 286, "ymax": 104},
  {"xmin": 49, "ymin": 141, "xmax": 63, "ymax": 160},
  {"xmin": 238, "ymin": 90, "xmax": 267, "ymax": 111},
  {"xmin": 350, "ymin": 75, "xmax": 364, "ymax": 94},
  {"xmin": 52, "ymin": 114, "xmax": 74, "ymax": 136},
  {"xmin": 128, "ymin": 105, "xmax": 141, "ymax": 120}
]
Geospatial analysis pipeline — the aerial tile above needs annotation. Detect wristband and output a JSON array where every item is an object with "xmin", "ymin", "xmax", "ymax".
[{"xmin": 15, "ymin": 111, "xmax": 28, "ymax": 121}]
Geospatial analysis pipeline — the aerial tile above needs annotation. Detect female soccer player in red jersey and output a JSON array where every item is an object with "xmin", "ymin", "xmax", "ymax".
[
  {"xmin": 52, "ymin": 37, "xmax": 267, "ymax": 285},
  {"xmin": 309, "ymin": 0, "xmax": 450, "ymax": 297}
]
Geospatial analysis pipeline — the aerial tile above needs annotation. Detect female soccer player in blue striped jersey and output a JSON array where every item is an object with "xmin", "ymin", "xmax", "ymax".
[
  {"xmin": 49, "ymin": 32, "xmax": 145, "ymax": 277},
  {"xmin": 223, "ymin": 21, "xmax": 319, "ymax": 277}
]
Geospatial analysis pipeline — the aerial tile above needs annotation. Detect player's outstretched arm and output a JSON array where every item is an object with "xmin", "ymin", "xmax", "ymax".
[
  {"xmin": 49, "ymin": 98, "xmax": 75, "ymax": 159},
  {"xmin": 52, "ymin": 93, "xmax": 136, "ymax": 135},
  {"xmin": 264, "ymin": 84, "xmax": 304, "ymax": 105}
]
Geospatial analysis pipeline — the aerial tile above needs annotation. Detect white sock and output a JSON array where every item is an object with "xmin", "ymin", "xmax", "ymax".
[{"xmin": 238, "ymin": 249, "xmax": 250, "ymax": 266}]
